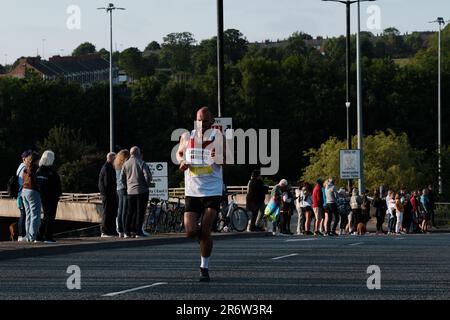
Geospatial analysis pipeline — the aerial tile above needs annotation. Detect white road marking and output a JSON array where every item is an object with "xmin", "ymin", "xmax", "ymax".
[
  {"xmin": 348, "ymin": 242, "xmax": 364, "ymax": 246},
  {"xmin": 272, "ymin": 253, "xmax": 299, "ymax": 260},
  {"xmin": 102, "ymin": 282, "xmax": 168, "ymax": 297},
  {"xmin": 285, "ymin": 238, "xmax": 317, "ymax": 242}
]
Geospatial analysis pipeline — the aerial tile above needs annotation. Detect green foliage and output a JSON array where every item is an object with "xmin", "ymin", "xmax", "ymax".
[
  {"xmin": 161, "ymin": 32, "xmax": 196, "ymax": 72},
  {"xmin": 37, "ymin": 126, "xmax": 103, "ymax": 192},
  {"xmin": 119, "ymin": 47, "xmax": 155, "ymax": 80},
  {"xmin": 1, "ymin": 28, "xmax": 449, "ymax": 196},
  {"xmin": 145, "ymin": 41, "xmax": 161, "ymax": 51},
  {"xmin": 302, "ymin": 131, "xmax": 434, "ymax": 192},
  {"xmin": 72, "ymin": 42, "xmax": 96, "ymax": 56}
]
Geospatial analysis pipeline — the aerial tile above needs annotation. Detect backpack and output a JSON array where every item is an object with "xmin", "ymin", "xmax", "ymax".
[{"xmin": 7, "ymin": 174, "xmax": 20, "ymax": 198}]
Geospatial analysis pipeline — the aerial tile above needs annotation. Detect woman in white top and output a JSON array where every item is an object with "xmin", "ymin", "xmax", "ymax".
[{"xmin": 295, "ymin": 184, "xmax": 313, "ymax": 235}]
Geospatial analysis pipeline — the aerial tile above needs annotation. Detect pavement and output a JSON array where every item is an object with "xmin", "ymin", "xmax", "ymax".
[{"xmin": 0, "ymin": 231, "xmax": 449, "ymax": 300}]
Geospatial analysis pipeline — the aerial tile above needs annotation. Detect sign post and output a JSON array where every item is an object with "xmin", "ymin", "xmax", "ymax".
[
  {"xmin": 147, "ymin": 162, "xmax": 168, "ymax": 201},
  {"xmin": 340, "ymin": 150, "xmax": 361, "ymax": 180},
  {"xmin": 213, "ymin": 117, "xmax": 233, "ymax": 139}
]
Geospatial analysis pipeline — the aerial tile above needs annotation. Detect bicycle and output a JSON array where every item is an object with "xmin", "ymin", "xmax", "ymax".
[
  {"xmin": 166, "ymin": 196, "xmax": 185, "ymax": 233},
  {"xmin": 215, "ymin": 193, "xmax": 249, "ymax": 232},
  {"xmin": 145, "ymin": 198, "xmax": 169, "ymax": 234}
]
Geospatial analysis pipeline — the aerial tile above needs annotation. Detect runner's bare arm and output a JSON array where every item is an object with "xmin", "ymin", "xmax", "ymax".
[{"xmin": 177, "ymin": 132, "xmax": 190, "ymax": 171}]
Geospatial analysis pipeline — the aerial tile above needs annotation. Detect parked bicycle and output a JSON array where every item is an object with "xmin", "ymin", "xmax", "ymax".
[
  {"xmin": 145, "ymin": 198, "xmax": 169, "ymax": 233},
  {"xmin": 166, "ymin": 196, "xmax": 185, "ymax": 233},
  {"xmin": 215, "ymin": 193, "xmax": 249, "ymax": 232}
]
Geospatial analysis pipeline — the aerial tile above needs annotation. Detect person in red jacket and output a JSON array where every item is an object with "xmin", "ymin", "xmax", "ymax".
[{"xmin": 312, "ymin": 179, "xmax": 324, "ymax": 236}]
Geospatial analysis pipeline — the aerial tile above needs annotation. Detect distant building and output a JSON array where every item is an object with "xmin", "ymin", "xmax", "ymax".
[{"xmin": 2, "ymin": 54, "xmax": 118, "ymax": 86}]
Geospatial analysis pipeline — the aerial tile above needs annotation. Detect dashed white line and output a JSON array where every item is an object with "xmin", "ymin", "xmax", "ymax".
[
  {"xmin": 348, "ymin": 242, "xmax": 364, "ymax": 246},
  {"xmin": 272, "ymin": 253, "xmax": 299, "ymax": 260},
  {"xmin": 102, "ymin": 282, "xmax": 168, "ymax": 297},
  {"xmin": 285, "ymin": 238, "xmax": 317, "ymax": 242}
]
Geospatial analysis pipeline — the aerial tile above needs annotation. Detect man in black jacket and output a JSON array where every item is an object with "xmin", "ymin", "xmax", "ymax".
[
  {"xmin": 98, "ymin": 152, "xmax": 117, "ymax": 237},
  {"xmin": 246, "ymin": 170, "xmax": 269, "ymax": 232},
  {"xmin": 36, "ymin": 150, "xmax": 62, "ymax": 243}
]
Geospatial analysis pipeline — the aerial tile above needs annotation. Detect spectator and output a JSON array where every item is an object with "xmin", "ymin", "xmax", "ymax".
[
  {"xmin": 16, "ymin": 150, "xmax": 32, "ymax": 242},
  {"xmin": 410, "ymin": 191, "xmax": 420, "ymax": 233},
  {"xmin": 427, "ymin": 185, "xmax": 436, "ymax": 228},
  {"xmin": 246, "ymin": 170, "xmax": 269, "ymax": 232},
  {"xmin": 372, "ymin": 189, "xmax": 386, "ymax": 235},
  {"xmin": 22, "ymin": 151, "xmax": 41, "ymax": 242},
  {"xmin": 312, "ymin": 179, "xmax": 325, "ymax": 237},
  {"xmin": 394, "ymin": 194, "xmax": 404, "ymax": 235},
  {"xmin": 420, "ymin": 188, "xmax": 431, "ymax": 233},
  {"xmin": 336, "ymin": 188, "xmax": 351, "ymax": 235},
  {"xmin": 325, "ymin": 178, "xmax": 338, "ymax": 236},
  {"xmin": 98, "ymin": 152, "xmax": 118, "ymax": 237},
  {"xmin": 114, "ymin": 149, "xmax": 130, "ymax": 238},
  {"xmin": 402, "ymin": 190, "xmax": 413, "ymax": 233},
  {"xmin": 36, "ymin": 151, "xmax": 62, "ymax": 243},
  {"xmin": 121, "ymin": 146, "xmax": 152, "ymax": 238},
  {"xmin": 280, "ymin": 187, "xmax": 294, "ymax": 235},
  {"xmin": 296, "ymin": 183, "xmax": 313, "ymax": 235},
  {"xmin": 360, "ymin": 189, "xmax": 371, "ymax": 226},
  {"xmin": 386, "ymin": 191, "xmax": 396, "ymax": 235},
  {"xmin": 350, "ymin": 188, "xmax": 362, "ymax": 234},
  {"xmin": 267, "ymin": 179, "xmax": 288, "ymax": 235}
]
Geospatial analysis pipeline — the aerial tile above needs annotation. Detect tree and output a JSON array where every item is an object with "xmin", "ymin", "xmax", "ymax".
[
  {"xmin": 72, "ymin": 42, "xmax": 96, "ymax": 56},
  {"xmin": 119, "ymin": 47, "xmax": 153, "ymax": 80},
  {"xmin": 302, "ymin": 131, "xmax": 433, "ymax": 192},
  {"xmin": 161, "ymin": 32, "xmax": 196, "ymax": 72},
  {"xmin": 37, "ymin": 126, "xmax": 103, "ymax": 192},
  {"xmin": 145, "ymin": 41, "xmax": 161, "ymax": 51},
  {"xmin": 224, "ymin": 29, "xmax": 248, "ymax": 63},
  {"xmin": 285, "ymin": 32, "xmax": 308, "ymax": 56}
]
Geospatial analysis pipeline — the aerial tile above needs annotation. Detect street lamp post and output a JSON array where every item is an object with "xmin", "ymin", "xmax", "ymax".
[
  {"xmin": 42, "ymin": 39, "xmax": 46, "ymax": 60},
  {"xmin": 322, "ymin": 0, "xmax": 374, "ymax": 192},
  {"xmin": 98, "ymin": 3, "xmax": 125, "ymax": 153},
  {"xmin": 430, "ymin": 17, "xmax": 446, "ymax": 196},
  {"xmin": 217, "ymin": 0, "xmax": 224, "ymax": 118}
]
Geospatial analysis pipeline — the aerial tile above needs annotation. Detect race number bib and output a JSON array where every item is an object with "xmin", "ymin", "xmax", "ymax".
[{"xmin": 185, "ymin": 148, "xmax": 214, "ymax": 177}]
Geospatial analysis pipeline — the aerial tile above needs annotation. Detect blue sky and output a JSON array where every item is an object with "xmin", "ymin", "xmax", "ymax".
[{"xmin": 1, "ymin": 0, "xmax": 449, "ymax": 63}]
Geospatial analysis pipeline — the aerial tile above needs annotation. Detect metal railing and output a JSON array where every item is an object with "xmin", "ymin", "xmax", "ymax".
[
  {"xmin": 59, "ymin": 193, "xmax": 102, "ymax": 203},
  {"xmin": 435, "ymin": 202, "xmax": 450, "ymax": 226}
]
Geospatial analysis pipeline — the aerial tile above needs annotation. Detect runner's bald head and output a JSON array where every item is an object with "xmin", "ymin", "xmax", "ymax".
[
  {"xmin": 197, "ymin": 107, "xmax": 214, "ymax": 121},
  {"xmin": 196, "ymin": 107, "xmax": 215, "ymax": 132}
]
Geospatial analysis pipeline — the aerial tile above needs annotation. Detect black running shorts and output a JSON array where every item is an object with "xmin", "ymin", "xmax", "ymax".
[{"xmin": 185, "ymin": 196, "xmax": 222, "ymax": 214}]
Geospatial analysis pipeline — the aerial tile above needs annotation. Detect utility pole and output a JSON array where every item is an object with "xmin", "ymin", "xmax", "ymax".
[
  {"xmin": 98, "ymin": 3, "xmax": 125, "ymax": 152},
  {"xmin": 430, "ymin": 17, "xmax": 446, "ymax": 196},
  {"xmin": 217, "ymin": 0, "xmax": 224, "ymax": 117}
]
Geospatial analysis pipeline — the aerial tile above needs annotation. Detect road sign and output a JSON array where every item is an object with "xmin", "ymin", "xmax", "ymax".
[
  {"xmin": 147, "ymin": 162, "xmax": 168, "ymax": 200},
  {"xmin": 340, "ymin": 150, "xmax": 361, "ymax": 180},
  {"xmin": 213, "ymin": 117, "xmax": 233, "ymax": 139}
]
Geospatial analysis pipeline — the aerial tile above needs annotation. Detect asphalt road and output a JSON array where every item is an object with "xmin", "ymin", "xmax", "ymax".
[{"xmin": 0, "ymin": 233, "xmax": 449, "ymax": 300}]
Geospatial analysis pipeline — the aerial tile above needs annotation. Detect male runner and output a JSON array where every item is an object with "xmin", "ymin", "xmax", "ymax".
[{"xmin": 177, "ymin": 106, "xmax": 225, "ymax": 282}]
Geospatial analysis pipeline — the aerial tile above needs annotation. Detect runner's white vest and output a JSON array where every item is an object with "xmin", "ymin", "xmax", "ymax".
[{"xmin": 184, "ymin": 129, "xmax": 223, "ymax": 197}]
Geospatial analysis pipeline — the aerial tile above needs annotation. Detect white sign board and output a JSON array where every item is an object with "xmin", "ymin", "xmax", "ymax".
[
  {"xmin": 340, "ymin": 150, "xmax": 361, "ymax": 180},
  {"xmin": 213, "ymin": 117, "xmax": 233, "ymax": 139},
  {"xmin": 147, "ymin": 162, "xmax": 168, "ymax": 200}
]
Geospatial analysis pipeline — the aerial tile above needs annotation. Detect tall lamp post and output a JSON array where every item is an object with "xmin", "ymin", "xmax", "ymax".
[
  {"xmin": 322, "ymin": 0, "xmax": 375, "ymax": 192},
  {"xmin": 98, "ymin": 3, "xmax": 125, "ymax": 152},
  {"xmin": 430, "ymin": 17, "xmax": 446, "ymax": 196},
  {"xmin": 217, "ymin": 0, "xmax": 224, "ymax": 117},
  {"xmin": 42, "ymin": 39, "xmax": 46, "ymax": 59}
]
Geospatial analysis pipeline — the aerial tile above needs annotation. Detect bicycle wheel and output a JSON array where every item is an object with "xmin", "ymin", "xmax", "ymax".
[
  {"xmin": 231, "ymin": 207, "xmax": 249, "ymax": 232},
  {"xmin": 159, "ymin": 210, "xmax": 169, "ymax": 233},
  {"xmin": 175, "ymin": 208, "xmax": 184, "ymax": 233},
  {"xmin": 215, "ymin": 210, "xmax": 227, "ymax": 232}
]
